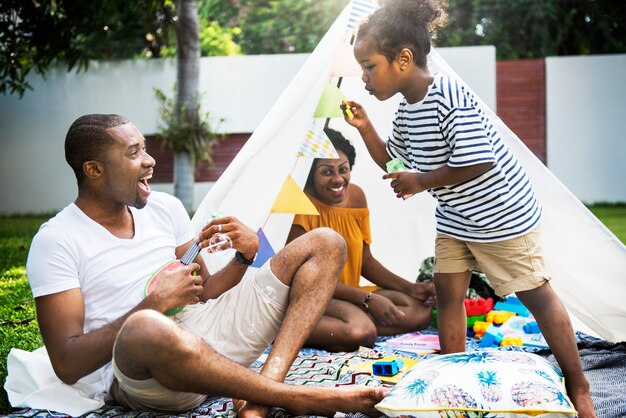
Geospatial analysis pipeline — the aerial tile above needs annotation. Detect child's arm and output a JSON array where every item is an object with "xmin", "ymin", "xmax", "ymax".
[
  {"xmin": 383, "ymin": 162, "xmax": 494, "ymax": 198},
  {"xmin": 342, "ymin": 101, "xmax": 390, "ymax": 171}
]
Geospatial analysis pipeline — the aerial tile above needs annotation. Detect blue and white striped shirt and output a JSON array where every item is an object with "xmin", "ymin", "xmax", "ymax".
[{"xmin": 387, "ymin": 74, "xmax": 541, "ymax": 242}]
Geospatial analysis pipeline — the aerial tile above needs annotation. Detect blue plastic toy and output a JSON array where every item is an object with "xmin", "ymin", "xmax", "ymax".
[
  {"xmin": 494, "ymin": 296, "xmax": 531, "ymax": 317},
  {"xmin": 479, "ymin": 325, "xmax": 504, "ymax": 348},
  {"xmin": 372, "ymin": 358, "xmax": 404, "ymax": 376},
  {"xmin": 523, "ymin": 321, "xmax": 541, "ymax": 334}
]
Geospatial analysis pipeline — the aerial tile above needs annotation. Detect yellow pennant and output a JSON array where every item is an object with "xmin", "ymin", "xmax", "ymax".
[{"xmin": 271, "ymin": 176, "xmax": 319, "ymax": 215}]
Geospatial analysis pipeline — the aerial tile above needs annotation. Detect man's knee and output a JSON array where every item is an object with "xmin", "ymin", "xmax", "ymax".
[
  {"xmin": 117, "ymin": 309, "xmax": 174, "ymax": 347},
  {"xmin": 306, "ymin": 227, "xmax": 347, "ymax": 264}
]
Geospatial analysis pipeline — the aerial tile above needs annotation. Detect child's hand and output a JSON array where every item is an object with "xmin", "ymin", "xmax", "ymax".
[
  {"xmin": 383, "ymin": 171, "xmax": 427, "ymax": 198},
  {"xmin": 340, "ymin": 100, "xmax": 369, "ymax": 129}
]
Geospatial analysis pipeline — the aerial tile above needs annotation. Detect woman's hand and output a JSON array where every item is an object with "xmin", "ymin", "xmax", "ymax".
[
  {"xmin": 367, "ymin": 292, "xmax": 405, "ymax": 327},
  {"xmin": 408, "ymin": 281, "xmax": 437, "ymax": 307}
]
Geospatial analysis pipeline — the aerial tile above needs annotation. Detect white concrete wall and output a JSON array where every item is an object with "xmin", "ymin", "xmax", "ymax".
[
  {"xmin": 546, "ymin": 54, "xmax": 626, "ymax": 203},
  {"xmin": 0, "ymin": 55, "xmax": 308, "ymax": 215},
  {"xmin": 1, "ymin": 46, "xmax": 493, "ymax": 215}
]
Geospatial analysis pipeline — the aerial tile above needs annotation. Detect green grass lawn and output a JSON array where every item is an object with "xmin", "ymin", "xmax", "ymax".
[
  {"xmin": 1, "ymin": 215, "xmax": 50, "ymax": 413},
  {"xmin": 1, "ymin": 205, "xmax": 625, "ymax": 413}
]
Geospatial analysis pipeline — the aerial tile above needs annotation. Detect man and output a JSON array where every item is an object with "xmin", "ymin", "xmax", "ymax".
[{"xmin": 26, "ymin": 114, "xmax": 387, "ymax": 417}]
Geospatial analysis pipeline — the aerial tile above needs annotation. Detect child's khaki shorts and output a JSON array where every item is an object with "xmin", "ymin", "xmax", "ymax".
[{"xmin": 434, "ymin": 225, "xmax": 551, "ymax": 296}]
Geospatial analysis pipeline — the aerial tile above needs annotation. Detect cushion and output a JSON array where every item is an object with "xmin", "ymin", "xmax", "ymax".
[{"xmin": 376, "ymin": 349, "xmax": 577, "ymax": 417}]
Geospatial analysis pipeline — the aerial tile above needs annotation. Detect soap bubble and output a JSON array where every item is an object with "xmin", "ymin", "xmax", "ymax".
[
  {"xmin": 207, "ymin": 233, "xmax": 232, "ymax": 253},
  {"xmin": 261, "ymin": 285, "xmax": 278, "ymax": 302}
]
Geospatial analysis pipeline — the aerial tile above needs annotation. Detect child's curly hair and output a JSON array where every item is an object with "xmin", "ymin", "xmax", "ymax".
[{"xmin": 357, "ymin": 0, "xmax": 448, "ymax": 68}]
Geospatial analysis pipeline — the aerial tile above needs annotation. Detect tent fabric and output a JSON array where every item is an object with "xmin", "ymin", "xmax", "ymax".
[{"xmin": 192, "ymin": 1, "xmax": 626, "ymax": 342}]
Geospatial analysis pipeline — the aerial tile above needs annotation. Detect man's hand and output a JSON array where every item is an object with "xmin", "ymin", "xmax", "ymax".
[
  {"xmin": 148, "ymin": 263, "xmax": 202, "ymax": 313},
  {"xmin": 198, "ymin": 215, "xmax": 259, "ymax": 261}
]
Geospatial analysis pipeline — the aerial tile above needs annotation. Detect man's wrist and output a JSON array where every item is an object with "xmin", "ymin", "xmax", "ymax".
[{"xmin": 235, "ymin": 251, "xmax": 255, "ymax": 266}]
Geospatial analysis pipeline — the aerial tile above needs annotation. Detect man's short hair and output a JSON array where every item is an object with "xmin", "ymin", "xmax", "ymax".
[{"xmin": 65, "ymin": 114, "xmax": 130, "ymax": 184}]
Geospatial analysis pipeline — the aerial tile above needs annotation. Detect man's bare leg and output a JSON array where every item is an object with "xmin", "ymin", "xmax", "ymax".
[
  {"xmin": 114, "ymin": 309, "xmax": 388, "ymax": 415},
  {"xmin": 238, "ymin": 227, "xmax": 350, "ymax": 417}
]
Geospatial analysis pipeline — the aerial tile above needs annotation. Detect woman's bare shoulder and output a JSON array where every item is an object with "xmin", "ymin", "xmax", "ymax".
[{"xmin": 347, "ymin": 183, "xmax": 368, "ymax": 208}]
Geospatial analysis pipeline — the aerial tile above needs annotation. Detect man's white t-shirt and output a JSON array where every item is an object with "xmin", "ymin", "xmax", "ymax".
[{"xmin": 26, "ymin": 191, "xmax": 194, "ymax": 388}]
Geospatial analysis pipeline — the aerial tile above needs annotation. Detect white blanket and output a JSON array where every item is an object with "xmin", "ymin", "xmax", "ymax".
[{"xmin": 4, "ymin": 347, "xmax": 106, "ymax": 417}]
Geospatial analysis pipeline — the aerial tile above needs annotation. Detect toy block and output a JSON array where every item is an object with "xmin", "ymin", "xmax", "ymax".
[
  {"xmin": 479, "ymin": 325, "xmax": 503, "ymax": 347},
  {"xmin": 486, "ymin": 310, "xmax": 516, "ymax": 325},
  {"xmin": 500, "ymin": 336, "xmax": 523, "ymax": 346},
  {"xmin": 372, "ymin": 358, "xmax": 405, "ymax": 376},
  {"xmin": 464, "ymin": 297, "xmax": 494, "ymax": 317},
  {"xmin": 473, "ymin": 320, "xmax": 491, "ymax": 338},
  {"xmin": 433, "ymin": 309, "xmax": 495, "ymax": 329},
  {"xmin": 494, "ymin": 297, "xmax": 530, "ymax": 317},
  {"xmin": 523, "ymin": 321, "xmax": 541, "ymax": 334},
  {"xmin": 467, "ymin": 315, "xmax": 487, "ymax": 329}
]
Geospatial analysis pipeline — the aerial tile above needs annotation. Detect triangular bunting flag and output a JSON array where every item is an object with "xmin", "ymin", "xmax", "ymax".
[
  {"xmin": 314, "ymin": 83, "xmax": 346, "ymax": 118},
  {"xmin": 297, "ymin": 121, "xmax": 339, "ymax": 158},
  {"xmin": 347, "ymin": 0, "xmax": 378, "ymax": 30},
  {"xmin": 271, "ymin": 176, "xmax": 319, "ymax": 215},
  {"xmin": 251, "ymin": 228, "xmax": 275, "ymax": 268}
]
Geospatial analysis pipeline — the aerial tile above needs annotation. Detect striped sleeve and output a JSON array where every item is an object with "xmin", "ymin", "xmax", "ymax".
[
  {"xmin": 439, "ymin": 79, "xmax": 496, "ymax": 168},
  {"xmin": 386, "ymin": 104, "xmax": 413, "ymax": 168}
]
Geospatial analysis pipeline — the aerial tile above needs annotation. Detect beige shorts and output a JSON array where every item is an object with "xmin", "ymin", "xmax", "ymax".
[
  {"xmin": 110, "ymin": 260, "xmax": 289, "ymax": 411},
  {"xmin": 434, "ymin": 226, "xmax": 551, "ymax": 296}
]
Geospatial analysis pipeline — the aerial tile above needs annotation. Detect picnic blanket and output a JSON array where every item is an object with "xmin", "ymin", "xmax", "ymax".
[{"xmin": 5, "ymin": 331, "xmax": 625, "ymax": 418}]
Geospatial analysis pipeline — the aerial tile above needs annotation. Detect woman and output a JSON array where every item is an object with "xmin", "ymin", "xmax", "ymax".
[{"xmin": 287, "ymin": 128, "xmax": 435, "ymax": 352}]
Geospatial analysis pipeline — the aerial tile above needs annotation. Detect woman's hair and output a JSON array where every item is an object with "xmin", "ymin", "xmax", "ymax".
[
  {"xmin": 65, "ymin": 114, "xmax": 129, "ymax": 185},
  {"xmin": 357, "ymin": 0, "xmax": 448, "ymax": 68},
  {"xmin": 306, "ymin": 128, "xmax": 357, "ymax": 188}
]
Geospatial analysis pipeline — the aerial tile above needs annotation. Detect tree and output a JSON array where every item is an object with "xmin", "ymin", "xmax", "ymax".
[
  {"xmin": 170, "ymin": 0, "xmax": 202, "ymax": 212},
  {"xmin": 0, "ymin": 0, "xmax": 177, "ymax": 97},
  {"xmin": 436, "ymin": 0, "xmax": 626, "ymax": 59},
  {"xmin": 197, "ymin": 0, "xmax": 350, "ymax": 54}
]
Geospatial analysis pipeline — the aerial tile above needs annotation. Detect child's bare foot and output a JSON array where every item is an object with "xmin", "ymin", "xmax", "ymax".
[{"xmin": 568, "ymin": 389, "xmax": 597, "ymax": 418}]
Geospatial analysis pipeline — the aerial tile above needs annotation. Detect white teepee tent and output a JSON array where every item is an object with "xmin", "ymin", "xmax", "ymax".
[{"xmin": 192, "ymin": 1, "xmax": 626, "ymax": 343}]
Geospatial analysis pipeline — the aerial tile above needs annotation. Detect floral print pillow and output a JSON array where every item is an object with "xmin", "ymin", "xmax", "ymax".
[{"xmin": 376, "ymin": 350, "xmax": 577, "ymax": 417}]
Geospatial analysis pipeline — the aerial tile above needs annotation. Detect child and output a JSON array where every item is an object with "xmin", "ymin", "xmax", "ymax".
[{"xmin": 341, "ymin": 0, "xmax": 596, "ymax": 417}]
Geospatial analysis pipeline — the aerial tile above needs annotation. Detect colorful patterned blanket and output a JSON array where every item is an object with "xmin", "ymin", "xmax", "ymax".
[{"xmin": 5, "ymin": 332, "xmax": 625, "ymax": 418}]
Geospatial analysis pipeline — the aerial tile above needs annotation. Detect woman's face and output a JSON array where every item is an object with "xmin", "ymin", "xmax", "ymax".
[{"xmin": 309, "ymin": 150, "xmax": 351, "ymax": 205}]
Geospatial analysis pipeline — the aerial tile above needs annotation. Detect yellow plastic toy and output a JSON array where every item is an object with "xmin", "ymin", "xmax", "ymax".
[
  {"xmin": 473, "ymin": 320, "xmax": 491, "ymax": 338},
  {"xmin": 486, "ymin": 310, "xmax": 516, "ymax": 325},
  {"xmin": 342, "ymin": 100, "xmax": 354, "ymax": 120},
  {"xmin": 500, "ymin": 336, "xmax": 523, "ymax": 346}
]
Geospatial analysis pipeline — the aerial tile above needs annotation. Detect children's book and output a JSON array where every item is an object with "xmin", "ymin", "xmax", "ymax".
[{"xmin": 385, "ymin": 333, "xmax": 441, "ymax": 352}]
